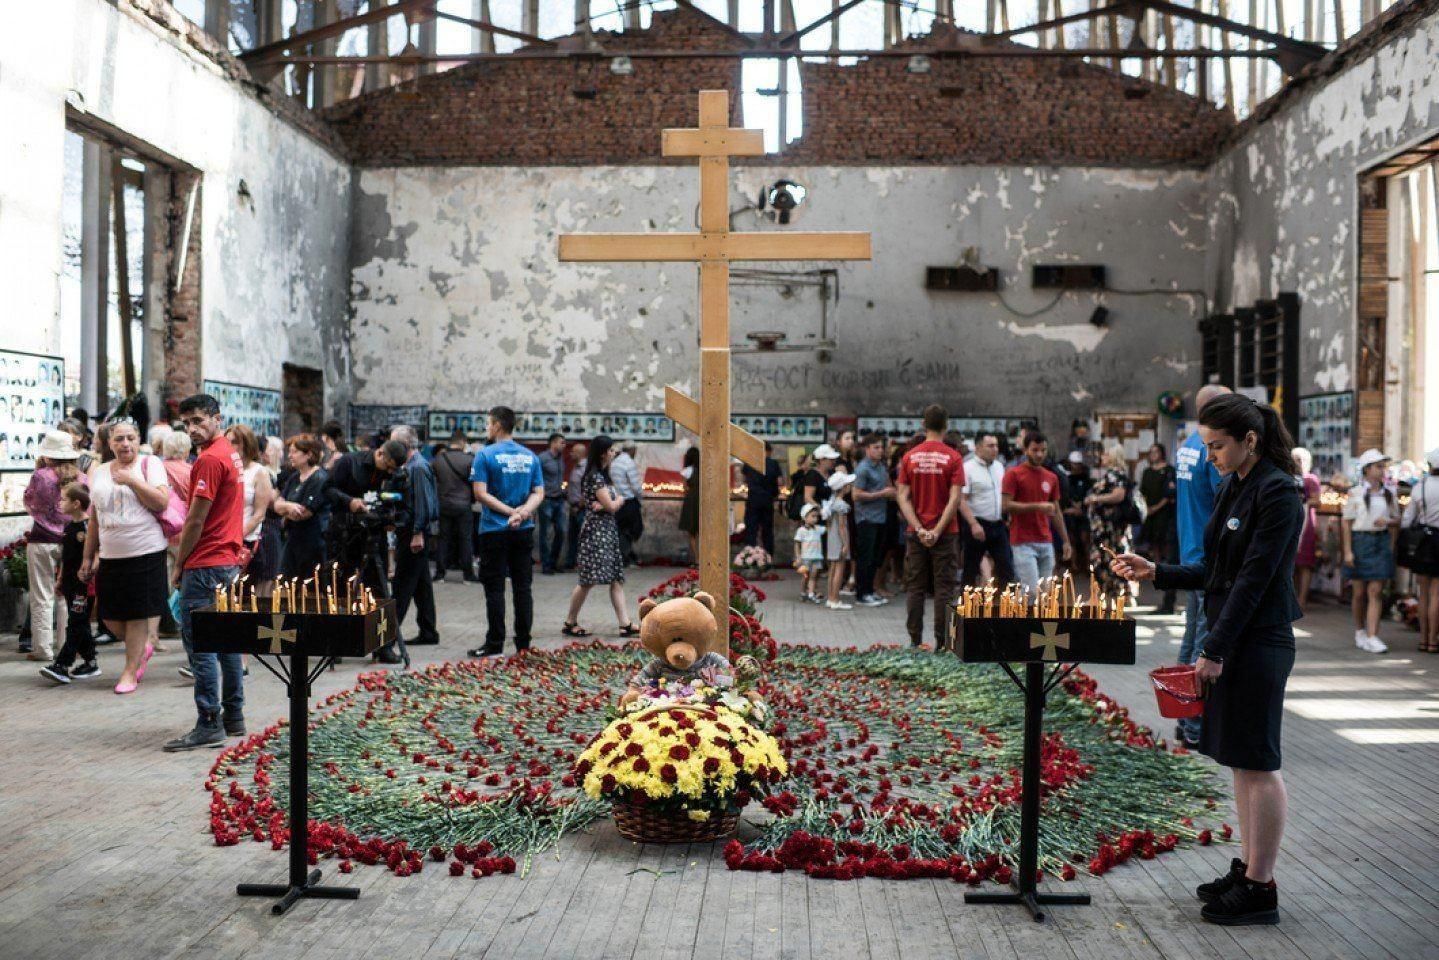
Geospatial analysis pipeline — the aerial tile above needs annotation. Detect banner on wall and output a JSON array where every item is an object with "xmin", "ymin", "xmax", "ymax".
[
  {"xmin": 0, "ymin": 349, "xmax": 66, "ymax": 517},
  {"xmin": 857, "ymin": 415, "xmax": 1036, "ymax": 442},
  {"xmin": 350, "ymin": 404, "xmax": 430, "ymax": 442},
  {"xmin": 204, "ymin": 380, "xmax": 282, "ymax": 441},
  {"xmin": 514, "ymin": 412, "xmax": 674, "ymax": 444},
  {"xmin": 1298, "ymin": 391, "xmax": 1354, "ymax": 480},
  {"xmin": 730, "ymin": 414, "xmax": 827, "ymax": 444}
]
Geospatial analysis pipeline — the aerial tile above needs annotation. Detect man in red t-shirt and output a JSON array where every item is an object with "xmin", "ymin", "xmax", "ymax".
[
  {"xmin": 897, "ymin": 404, "xmax": 978, "ymax": 650},
  {"xmin": 165, "ymin": 393, "xmax": 248, "ymax": 753},
  {"xmin": 1001, "ymin": 431, "xmax": 1073, "ymax": 589}
]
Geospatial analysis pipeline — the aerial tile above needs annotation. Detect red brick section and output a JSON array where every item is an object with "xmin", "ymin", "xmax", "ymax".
[
  {"xmin": 321, "ymin": 8, "xmax": 1231, "ymax": 167},
  {"xmin": 784, "ymin": 27, "xmax": 1233, "ymax": 166},
  {"xmin": 163, "ymin": 172, "xmax": 203, "ymax": 420},
  {"xmin": 322, "ymin": 8, "xmax": 746, "ymax": 165}
]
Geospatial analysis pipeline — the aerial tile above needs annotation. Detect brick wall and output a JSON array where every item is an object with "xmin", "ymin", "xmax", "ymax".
[
  {"xmin": 784, "ymin": 29, "xmax": 1233, "ymax": 167},
  {"xmin": 322, "ymin": 9, "xmax": 745, "ymax": 165},
  {"xmin": 322, "ymin": 8, "xmax": 1231, "ymax": 167},
  {"xmin": 163, "ymin": 172, "xmax": 202, "ymax": 417}
]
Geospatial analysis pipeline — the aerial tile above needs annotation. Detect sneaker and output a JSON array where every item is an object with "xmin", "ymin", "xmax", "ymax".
[
  {"xmin": 808, "ymin": 593, "xmax": 826, "ymax": 605},
  {"xmin": 839, "ymin": 587, "xmax": 856, "ymax": 596},
  {"xmin": 1197, "ymin": 857, "xmax": 1247, "ymax": 904},
  {"xmin": 1354, "ymin": 629, "xmax": 1369, "ymax": 649},
  {"xmin": 70, "ymin": 661, "xmax": 102, "ymax": 680},
  {"xmin": 163, "ymin": 722, "xmax": 226, "ymax": 752},
  {"xmin": 468, "ymin": 647, "xmax": 505, "ymax": 659},
  {"xmin": 1201, "ymin": 877, "xmax": 1279, "ymax": 926},
  {"xmin": 1362, "ymin": 633, "xmax": 1388, "ymax": 654},
  {"xmin": 826, "ymin": 600, "xmax": 853, "ymax": 611},
  {"xmin": 18, "ymin": 642, "xmax": 32, "ymax": 654},
  {"xmin": 223, "ymin": 713, "xmax": 247, "ymax": 737},
  {"xmin": 40, "ymin": 662, "xmax": 72, "ymax": 684},
  {"xmin": 856, "ymin": 595, "xmax": 884, "ymax": 607},
  {"xmin": 373, "ymin": 644, "xmax": 403, "ymax": 665},
  {"xmin": 178, "ymin": 665, "xmax": 194, "ymax": 679}
]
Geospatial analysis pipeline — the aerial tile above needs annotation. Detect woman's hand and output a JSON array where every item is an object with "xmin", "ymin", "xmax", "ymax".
[
  {"xmin": 111, "ymin": 462, "xmax": 136, "ymax": 487},
  {"xmin": 1110, "ymin": 552, "xmax": 1155, "ymax": 582},
  {"xmin": 1344, "ymin": 551, "xmax": 1355, "ymax": 567},
  {"xmin": 78, "ymin": 558, "xmax": 94, "ymax": 582},
  {"xmin": 1195, "ymin": 656, "xmax": 1223, "ymax": 685}
]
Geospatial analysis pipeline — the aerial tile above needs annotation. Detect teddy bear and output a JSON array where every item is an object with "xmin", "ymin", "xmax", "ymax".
[{"xmin": 619, "ymin": 592, "xmax": 733, "ymax": 707}]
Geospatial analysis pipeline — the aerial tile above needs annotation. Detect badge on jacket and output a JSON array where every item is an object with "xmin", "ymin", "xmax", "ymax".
[{"xmin": 1226, "ymin": 517, "xmax": 1241, "ymax": 531}]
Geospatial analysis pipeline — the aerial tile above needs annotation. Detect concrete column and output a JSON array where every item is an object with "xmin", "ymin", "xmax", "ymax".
[
  {"xmin": 80, "ymin": 140, "xmax": 111, "ymax": 415},
  {"xmin": 142, "ymin": 167, "xmax": 169, "ymax": 416},
  {"xmin": 366, "ymin": 0, "xmax": 389, "ymax": 92},
  {"xmin": 204, "ymin": 0, "xmax": 231, "ymax": 44},
  {"xmin": 417, "ymin": 11, "xmax": 437, "ymax": 77},
  {"xmin": 478, "ymin": 0, "xmax": 496, "ymax": 51}
]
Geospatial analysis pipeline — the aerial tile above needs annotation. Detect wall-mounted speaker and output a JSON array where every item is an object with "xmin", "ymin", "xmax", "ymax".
[{"xmin": 1032, "ymin": 264, "xmax": 1107, "ymax": 289}]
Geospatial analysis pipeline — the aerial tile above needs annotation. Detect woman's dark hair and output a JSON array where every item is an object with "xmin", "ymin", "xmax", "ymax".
[
  {"xmin": 1198, "ymin": 394, "xmax": 1297, "ymax": 475},
  {"xmin": 321, "ymin": 420, "xmax": 347, "ymax": 447},
  {"xmin": 682, "ymin": 446, "xmax": 700, "ymax": 470},
  {"xmin": 584, "ymin": 434, "xmax": 616, "ymax": 489},
  {"xmin": 1149, "ymin": 442, "xmax": 1168, "ymax": 460},
  {"xmin": 287, "ymin": 434, "xmax": 324, "ymax": 467}
]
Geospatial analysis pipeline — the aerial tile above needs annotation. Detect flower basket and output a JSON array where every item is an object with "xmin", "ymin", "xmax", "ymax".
[{"xmin": 612, "ymin": 797, "xmax": 741, "ymax": 844}]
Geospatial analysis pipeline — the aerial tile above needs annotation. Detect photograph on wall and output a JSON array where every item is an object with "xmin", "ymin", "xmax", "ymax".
[
  {"xmin": 204, "ymin": 380, "xmax": 282, "ymax": 441},
  {"xmin": 731, "ymin": 414, "xmax": 827, "ymax": 444},
  {"xmin": 858, "ymin": 415, "xmax": 1036, "ymax": 443},
  {"xmin": 1298, "ymin": 391, "xmax": 1354, "ymax": 480},
  {"xmin": 514, "ymin": 412, "xmax": 674, "ymax": 444},
  {"xmin": 0, "ymin": 349, "xmax": 66, "ymax": 516},
  {"xmin": 430, "ymin": 410, "xmax": 488, "ymax": 441},
  {"xmin": 350, "ymin": 403, "xmax": 430, "ymax": 442}
]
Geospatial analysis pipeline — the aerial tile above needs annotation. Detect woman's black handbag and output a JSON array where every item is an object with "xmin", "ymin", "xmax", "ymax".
[{"xmin": 1398, "ymin": 478, "xmax": 1439, "ymax": 569}]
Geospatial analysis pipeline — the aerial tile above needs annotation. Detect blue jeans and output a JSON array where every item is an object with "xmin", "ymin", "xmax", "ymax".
[
  {"xmin": 1177, "ymin": 589, "xmax": 1207, "ymax": 739},
  {"xmin": 537, "ymin": 498, "xmax": 565, "ymax": 573},
  {"xmin": 1012, "ymin": 541, "xmax": 1055, "ymax": 589},
  {"xmin": 180, "ymin": 565, "xmax": 243, "ymax": 725}
]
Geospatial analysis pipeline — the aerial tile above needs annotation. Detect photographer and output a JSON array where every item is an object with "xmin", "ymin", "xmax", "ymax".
[{"xmin": 325, "ymin": 438, "xmax": 411, "ymax": 664}]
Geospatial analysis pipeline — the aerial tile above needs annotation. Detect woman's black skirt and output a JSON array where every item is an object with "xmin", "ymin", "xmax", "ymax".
[
  {"xmin": 97, "ymin": 550, "xmax": 169, "ymax": 622},
  {"xmin": 1200, "ymin": 626, "xmax": 1295, "ymax": 772}
]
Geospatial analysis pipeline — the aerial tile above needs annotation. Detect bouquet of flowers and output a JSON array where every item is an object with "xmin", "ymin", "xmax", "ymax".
[
  {"xmin": 575, "ymin": 702, "xmax": 788, "ymax": 832},
  {"xmin": 645, "ymin": 568, "xmax": 767, "ymax": 618},
  {"xmin": 616, "ymin": 663, "xmax": 771, "ymax": 729},
  {"xmin": 733, "ymin": 545, "xmax": 772, "ymax": 577},
  {"xmin": 0, "ymin": 535, "xmax": 28, "ymax": 587}
]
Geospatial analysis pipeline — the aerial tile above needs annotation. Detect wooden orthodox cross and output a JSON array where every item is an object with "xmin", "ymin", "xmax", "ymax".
[{"xmin": 559, "ymin": 90, "xmax": 871, "ymax": 646}]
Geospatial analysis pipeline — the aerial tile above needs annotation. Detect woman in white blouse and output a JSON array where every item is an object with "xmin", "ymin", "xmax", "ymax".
[
  {"xmin": 1401, "ymin": 448, "xmax": 1439, "ymax": 654},
  {"xmin": 82, "ymin": 418, "xmax": 172, "ymax": 694},
  {"xmin": 1341, "ymin": 449, "xmax": 1398, "ymax": 655}
]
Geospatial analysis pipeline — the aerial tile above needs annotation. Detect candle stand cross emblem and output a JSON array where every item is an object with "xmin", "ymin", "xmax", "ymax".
[
  {"xmin": 1029, "ymin": 621, "xmax": 1070, "ymax": 662},
  {"xmin": 376, "ymin": 609, "xmax": 390, "ymax": 644},
  {"xmin": 258, "ymin": 613, "xmax": 297, "ymax": 655}
]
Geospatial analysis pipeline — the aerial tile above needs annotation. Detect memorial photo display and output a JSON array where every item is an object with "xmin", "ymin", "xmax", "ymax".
[
  {"xmin": 858, "ymin": 415, "xmax": 1036, "ymax": 442},
  {"xmin": 1298, "ymin": 391, "xmax": 1353, "ymax": 480},
  {"xmin": 513, "ymin": 412, "xmax": 675, "ymax": 443},
  {"xmin": 0, "ymin": 349, "xmax": 66, "ymax": 517},
  {"xmin": 730, "ymin": 414, "xmax": 827, "ymax": 444},
  {"xmin": 349, "ymin": 404, "xmax": 430, "ymax": 442},
  {"xmin": 204, "ymin": 380, "xmax": 282, "ymax": 441}
]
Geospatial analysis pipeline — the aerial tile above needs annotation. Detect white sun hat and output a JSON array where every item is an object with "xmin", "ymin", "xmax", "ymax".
[
  {"xmin": 1354, "ymin": 448, "xmax": 1391, "ymax": 472},
  {"xmin": 36, "ymin": 430, "xmax": 82, "ymax": 461},
  {"xmin": 812, "ymin": 444, "xmax": 840, "ymax": 461}
]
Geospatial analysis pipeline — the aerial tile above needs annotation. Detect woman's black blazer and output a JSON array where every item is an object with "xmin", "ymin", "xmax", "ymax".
[{"xmin": 1154, "ymin": 456, "xmax": 1304, "ymax": 660}]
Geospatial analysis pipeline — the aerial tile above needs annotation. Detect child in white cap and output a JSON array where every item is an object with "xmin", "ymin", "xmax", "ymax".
[
  {"xmin": 793, "ymin": 503, "xmax": 826, "ymax": 604},
  {"xmin": 823, "ymin": 471, "xmax": 856, "ymax": 610}
]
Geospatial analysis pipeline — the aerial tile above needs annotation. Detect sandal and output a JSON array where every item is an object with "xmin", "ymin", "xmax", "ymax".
[
  {"xmin": 561, "ymin": 622, "xmax": 591, "ymax": 638},
  {"xmin": 618, "ymin": 623, "xmax": 641, "ymax": 638}
]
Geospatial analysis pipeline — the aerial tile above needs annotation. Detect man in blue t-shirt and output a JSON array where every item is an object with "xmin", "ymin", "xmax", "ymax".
[
  {"xmin": 468, "ymin": 406, "xmax": 545, "ymax": 658},
  {"xmin": 1173, "ymin": 383, "xmax": 1229, "ymax": 745}
]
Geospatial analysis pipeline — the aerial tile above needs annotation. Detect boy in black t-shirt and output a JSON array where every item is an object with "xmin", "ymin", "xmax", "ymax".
[{"xmin": 40, "ymin": 482, "xmax": 99, "ymax": 684}]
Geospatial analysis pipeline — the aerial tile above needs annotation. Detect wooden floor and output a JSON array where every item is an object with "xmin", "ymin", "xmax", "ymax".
[{"xmin": 2, "ymin": 566, "xmax": 1438, "ymax": 960}]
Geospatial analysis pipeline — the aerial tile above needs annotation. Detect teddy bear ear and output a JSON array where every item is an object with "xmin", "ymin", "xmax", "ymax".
[
  {"xmin": 692, "ymin": 591, "xmax": 716, "ymax": 612},
  {"xmin": 638, "ymin": 598, "xmax": 658, "ymax": 620}
]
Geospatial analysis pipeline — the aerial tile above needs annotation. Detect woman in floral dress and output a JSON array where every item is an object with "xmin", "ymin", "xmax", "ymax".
[
  {"xmin": 1086, "ymin": 443, "xmax": 1134, "ymax": 598},
  {"xmin": 563, "ymin": 435, "xmax": 639, "ymax": 638}
]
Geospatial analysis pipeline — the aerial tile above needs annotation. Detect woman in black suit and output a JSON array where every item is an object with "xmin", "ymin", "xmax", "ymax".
[{"xmin": 1111, "ymin": 394, "xmax": 1302, "ymax": 928}]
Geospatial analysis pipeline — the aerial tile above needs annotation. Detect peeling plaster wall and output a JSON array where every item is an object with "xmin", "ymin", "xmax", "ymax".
[
  {"xmin": 1, "ymin": 0, "xmax": 351, "ymax": 409},
  {"xmin": 1206, "ymin": 4, "xmax": 1439, "ymax": 394},
  {"xmin": 350, "ymin": 165, "xmax": 1209, "ymax": 435}
]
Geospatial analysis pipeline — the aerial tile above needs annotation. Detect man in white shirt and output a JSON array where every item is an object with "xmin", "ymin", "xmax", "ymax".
[
  {"xmin": 961, "ymin": 431, "xmax": 1015, "ymax": 586},
  {"xmin": 610, "ymin": 440, "xmax": 644, "ymax": 564}
]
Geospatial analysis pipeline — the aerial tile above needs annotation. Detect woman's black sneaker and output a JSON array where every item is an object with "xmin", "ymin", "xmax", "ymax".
[
  {"xmin": 70, "ymin": 661, "xmax": 102, "ymax": 680},
  {"xmin": 1197, "ymin": 858, "xmax": 1247, "ymax": 903},
  {"xmin": 1201, "ymin": 878, "xmax": 1279, "ymax": 926},
  {"xmin": 40, "ymin": 663, "xmax": 72, "ymax": 684}
]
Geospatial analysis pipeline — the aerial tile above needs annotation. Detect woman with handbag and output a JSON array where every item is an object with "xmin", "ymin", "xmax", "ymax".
[
  {"xmin": 1110, "ymin": 394, "xmax": 1303, "ymax": 926},
  {"xmin": 1400, "ymin": 448, "xmax": 1439, "ymax": 653},
  {"xmin": 82, "ymin": 417, "xmax": 173, "ymax": 694}
]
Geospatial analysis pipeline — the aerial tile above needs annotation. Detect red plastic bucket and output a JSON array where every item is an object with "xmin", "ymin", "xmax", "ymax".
[{"xmin": 1149, "ymin": 665, "xmax": 1205, "ymax": 719}]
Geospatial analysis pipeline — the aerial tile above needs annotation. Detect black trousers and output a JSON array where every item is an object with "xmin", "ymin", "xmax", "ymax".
[
  {"xmin": 616, "ymin": 498, "xmax": 644, "ymax": 562},
  {"xmin": 743, "ymin": 500, "xmax": 776, "ymax": 554},
  {"xmin": 962, "ymin": 518, "xmax": 1016, "ymax": 587},
  {"xmin": 55, "ymin": 593, "xmax": 95, "ymax": 668},
  {"xmin": 435, "ymin": 505, "xmax": 475, "ymax": 578},
  {"xmin": 392, "ymin": 532, "xmax": 439, "ymax": 644},
  {"xmin": 854, "ymin": 521, "xmax": 885, "ymax": 598},
  {"xmin": 479, "ymin": 528, "xmax": 535, "ymax": 652},
  {"xmin": 565, "ymin": 507, "xmax": 584, "ymax": 569}
]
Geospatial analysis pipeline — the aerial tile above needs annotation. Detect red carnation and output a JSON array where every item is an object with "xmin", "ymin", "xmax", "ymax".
[
  {"xmin": 669, "ymin": 744, "xmax": 691, "ymax": 761},
  {"xmin": 632, "ymin": 757, "xmax": 650, "ymax": 773},
  {"xmin": 659, "ymin": 764, "xmax": 679, "ymax": 783}
]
